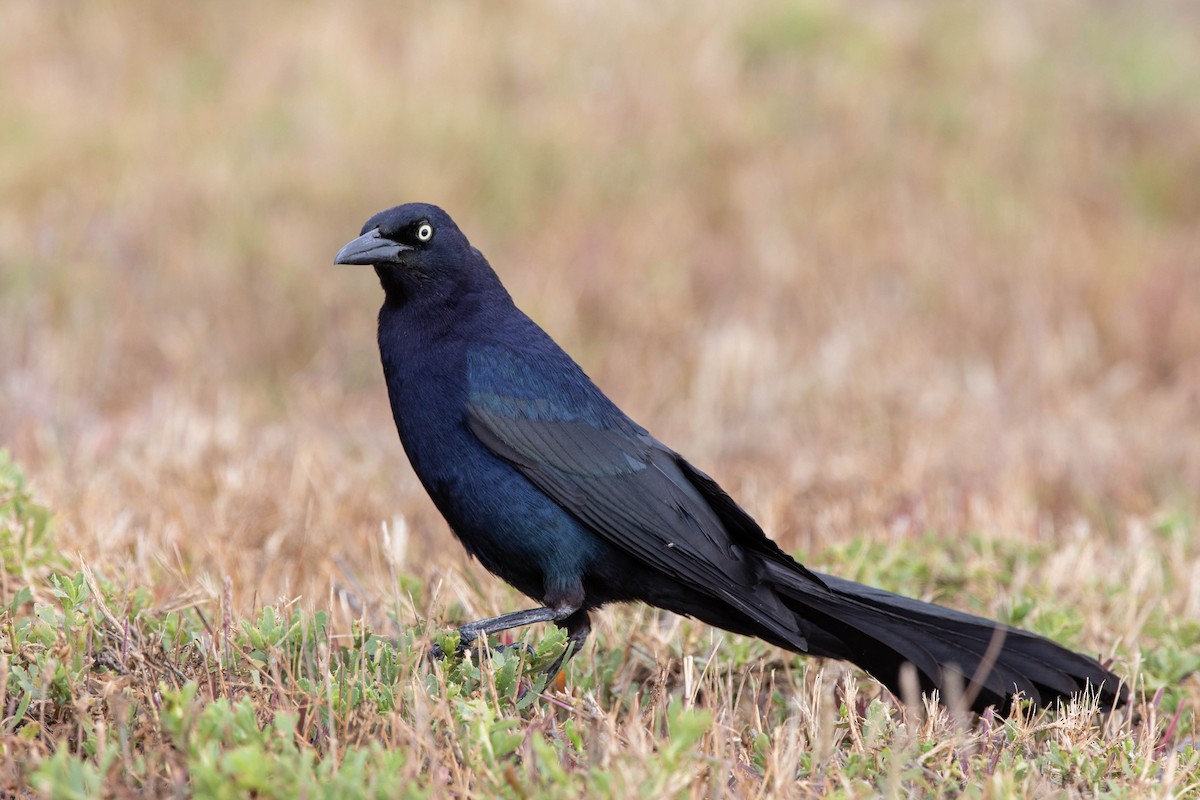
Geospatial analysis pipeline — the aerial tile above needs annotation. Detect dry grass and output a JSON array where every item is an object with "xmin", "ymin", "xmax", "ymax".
[{"xmin": 1, "ymin": 1, "xmax": 1199, "ymax": 796}]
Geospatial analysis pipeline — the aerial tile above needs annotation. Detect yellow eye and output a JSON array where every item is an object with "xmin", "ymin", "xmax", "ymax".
[{"xmin": 416, "ymin": 223, "xmax": 433, "ymax": 242}]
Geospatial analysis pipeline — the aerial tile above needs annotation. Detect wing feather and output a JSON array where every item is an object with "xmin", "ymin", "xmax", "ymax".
[{"xmin": 466, "ymin": 397, "xmax": 810, "ymax": 648}]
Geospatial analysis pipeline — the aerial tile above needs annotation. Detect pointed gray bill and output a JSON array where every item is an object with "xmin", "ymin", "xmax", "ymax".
[{"xmin": 334, "ymin": 228, "xmax": 413, "ymax": 265}]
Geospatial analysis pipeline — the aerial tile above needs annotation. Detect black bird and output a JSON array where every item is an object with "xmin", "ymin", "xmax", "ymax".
[{"xmin": 335, "ymin": 202, "xmax": 1124, "ymax": 713}]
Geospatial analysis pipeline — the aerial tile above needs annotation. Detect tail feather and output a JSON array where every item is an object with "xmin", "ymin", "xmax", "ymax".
[{"xmin": 763, "ymin": 563, "xmax": 1124, "ymax": 713}]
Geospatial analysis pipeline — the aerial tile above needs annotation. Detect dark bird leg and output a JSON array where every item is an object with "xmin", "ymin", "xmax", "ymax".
[
  {"xmin": 542, "ymin": 609, "xmax": 592, "ymax": 680},
  {"xmin": 430, "ymin": 605, "xmax": 586, "ymax": 667},
  {"xmin": 459, "ymin": 606, "xmax": 565, "ymax": 644}
]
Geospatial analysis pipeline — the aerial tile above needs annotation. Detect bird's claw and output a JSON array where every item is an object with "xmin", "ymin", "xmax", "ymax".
[
  {"xmin": 427, "ymin": 641, "xmax": 454, "ymax": 661},
  {"xmin": 428, "ymin": 631, "xmax": 535, "ymax": 663}
]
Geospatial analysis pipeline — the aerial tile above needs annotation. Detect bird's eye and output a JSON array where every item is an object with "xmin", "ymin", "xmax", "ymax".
[{"xmin": 416, "ymin": 223, "xmax": 433, "ymax": 242}]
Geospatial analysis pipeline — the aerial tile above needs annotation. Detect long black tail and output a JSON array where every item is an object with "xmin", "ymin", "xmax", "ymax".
[{"xmin": 763, "ymin": 562, "xmax": 1126, "ymax": 713}]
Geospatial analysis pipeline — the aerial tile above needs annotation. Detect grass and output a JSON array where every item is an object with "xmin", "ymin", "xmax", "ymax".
[
  {"xmin": 1, "ymin": 452, "xmax": 1197, "ymax": 797},
  {"xmin": 2, "ymin": 0, "xmax": 1200, "ymax": 796}
]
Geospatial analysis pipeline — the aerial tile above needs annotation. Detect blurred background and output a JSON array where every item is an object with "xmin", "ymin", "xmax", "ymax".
[{"xmin": 2, "ymin": 1, "xmax": 1198, "ymax": 627}]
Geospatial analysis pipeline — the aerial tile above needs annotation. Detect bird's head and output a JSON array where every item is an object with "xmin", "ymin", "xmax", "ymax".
[{"xmin": 334, "ymin": 203, "xmax": 476, "ymax": 298}]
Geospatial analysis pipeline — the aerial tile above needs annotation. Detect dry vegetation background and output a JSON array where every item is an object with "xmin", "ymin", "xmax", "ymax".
[{"xmin": 2, "ymin": 0, "xmax": 1200, "ymax": 793}]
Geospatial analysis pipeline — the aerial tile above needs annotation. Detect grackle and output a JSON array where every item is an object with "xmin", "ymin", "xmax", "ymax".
[{"xmin": 335, "ymin": 202, "xmax": 1124, "ymax": 714}]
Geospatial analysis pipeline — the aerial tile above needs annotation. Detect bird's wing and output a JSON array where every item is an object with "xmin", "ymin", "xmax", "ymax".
[{"xmin": 466, "ymin": 389, "xmax": 816, "ymax": 648}]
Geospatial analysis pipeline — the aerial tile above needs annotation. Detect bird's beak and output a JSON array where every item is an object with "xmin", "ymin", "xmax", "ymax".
[{"xmin": 334, "ymin": 228, "xmax": 413, "ymax": 266}]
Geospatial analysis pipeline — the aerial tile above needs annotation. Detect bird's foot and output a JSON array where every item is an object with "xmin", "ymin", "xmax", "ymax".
[
  {"xmin": 538, "ymin": 642, "xmax": 577, "ymax": 683},
  {"xmin": 428, "ymin": 630, "xmax": 536, "ymax": 662}
]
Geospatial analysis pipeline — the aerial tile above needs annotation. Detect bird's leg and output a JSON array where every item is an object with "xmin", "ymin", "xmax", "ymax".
[
  {"xmin": 458, "ymin": 607, "xmax": 563, "ymax": 646},
  {"xmin": 541, "ymin": 609, "xmax": 591, "ymax": 680},
  {"xmin": 430, "ymin": 606, "xmax": 568, "ymax": 660}
]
